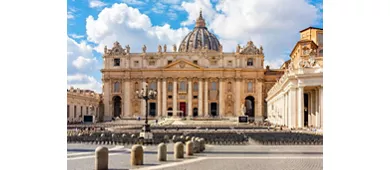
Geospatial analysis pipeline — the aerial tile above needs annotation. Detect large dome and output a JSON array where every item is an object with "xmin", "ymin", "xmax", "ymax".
[{"xmin": 178, "ymin": 11, "xmax": 221, "ymax": 52}]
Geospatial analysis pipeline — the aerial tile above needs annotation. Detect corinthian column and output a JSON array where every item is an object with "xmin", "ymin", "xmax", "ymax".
[
  {"xmin": 204, "ymin": 79, "xmax": 209, "ymax": 116},
  {"xmin": 141, "ymin": 80, "xmax": 146, "ymax": 117},
  {"xmin": 234, "ymin": 78, "xmax": 241, "ymax": 116},
  {"xmin": 257, "ymin": 80, "xmax": 263, "ymax": 118},
  {"xmin": 162, "ymin": 78, "xmax": 167, "ymax": 117},
  {"xmin": 188, "ymin": 78, "xmax": 193, "ymax": 117},
  {"xmin": 198, "ymin": 79, "xmax": 203, "ymax": 116},
  {"xmin": 218, "ymin": 78, "xmax": 225, "ymax": 116},
  {"xmin": 297, "ymin": 87, "xmax": 304, "ymax": 128},
  {"xmin": 157, "ymin": 78, "xmax": 162, "ymax": 116},
  {"xmin": 103, "ymin": 80, "xmax": 110, "ymax": 119},
  {"xmin": 124, "ymin": 80, "xmax": 130, "ymax": 117},
  {"xmin": 173, "ymin": 79, "xmax": 178, "ymax": 116}
]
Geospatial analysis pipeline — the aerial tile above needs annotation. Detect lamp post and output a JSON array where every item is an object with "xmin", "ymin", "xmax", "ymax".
[{"xmin": 135, "ymin": 82, "xmax": 157, "ymax": 144}]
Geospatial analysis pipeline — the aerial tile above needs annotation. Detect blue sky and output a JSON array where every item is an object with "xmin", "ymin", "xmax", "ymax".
[{"xmin": 67, "ymin": 0, "xmax": 323, "ymax": 93}]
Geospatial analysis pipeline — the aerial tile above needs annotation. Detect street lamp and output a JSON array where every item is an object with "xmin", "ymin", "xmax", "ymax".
[{"xmin": 135, "ymin": 82, "xmax": 157, "ymax": 144}]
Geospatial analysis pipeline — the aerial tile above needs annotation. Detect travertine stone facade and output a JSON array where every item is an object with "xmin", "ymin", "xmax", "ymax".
[
  {"xmin": 100, "ymin": 11, "xmax": 283, "ymax": 121},
  {"xmin": 266, "ymin": 27, "xmax": 323, "ymax": 129},
  {"xmin": 67, "ymin": 87, "xmax": 102, "ymax": 122}
]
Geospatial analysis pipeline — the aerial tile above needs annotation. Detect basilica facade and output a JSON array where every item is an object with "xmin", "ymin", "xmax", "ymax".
[{"xmin": 100, "ymin": 11, "xmax": 283, "ymax": 121}]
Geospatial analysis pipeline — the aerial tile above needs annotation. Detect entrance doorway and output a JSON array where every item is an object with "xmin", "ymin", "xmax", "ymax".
[
  {"xmin": 179, "ymin": 102, "xmax": 186, "ymax": 117},
  {"xmin": 245, "ymin": 96, "xmax": 255, "ymax": 117},
  {"xmin": 193, "ymin": 108, "xmax": 198, "ymax": 117},
  {"xmin": 304, "ymin": 93, "xmax": 309, "ymax": 127},
  {"xmin": 167, "ymin": 107, "xmax": 173, "ymax": 117},
  {"xmin": 113, "ymin": 96, "xmax": 122, "ymax": 118},
  {"xmin": 210, "ymin": 102, "xmax": 218, "ymax": 117},
  {"xmin": 149, "ymin": 103, "xmax": 156, "ymax": 117}
]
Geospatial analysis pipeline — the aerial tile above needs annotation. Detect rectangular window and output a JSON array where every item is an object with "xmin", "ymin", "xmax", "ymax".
[
  {"xmin": 193, "ymin": 60, "xmax": 198, "ymax": 64},
  {"xmin": 180, "ymin": 81, "xmax": 186, "ymax": 91},
  {"xmin": 114, "ymin": 58, "xmax": 120, "ymax": 66},
  {"xmin": 248, "ymin": 82, "xmax": 253, "ymax": 92},
  {"xmin": 134, "ymin": 61, "xmax": 139, "ymax": 67},
  {"xmin": 149, "ymin": 61, "xmax": 155, "ymax": 66},
  {"xmin": 168, "ymin": 60, "xmax": 173, "ymax": 64},
  {"xmin": 67, "ymin": 105, "xmax": 70, "ymax": 118},
  {"xmin": 168, "ymin": 83, "xmax": 173, "ymax": 91},
  {"xmin": 193, "ymin": 96, "xmax": 198, "ymax": 99},
  {"xmin": 150, "ymin": 82, "xmax": 157, "ymax": 90},
  {"xmin": 81, "ymin": 106, "xmax": 83, "ymax": 116},
  {"xmin": 74, "ymin": 106, "xmax": 77, "ymax": 118},
  {"xmin": 86, "ymin": 107, "xmax": 89, "ymax": 115},
  {"xmin": 193, "ymin": 83, "xmax": 198, "ymax": 91},
  {"xmin": 211, "ymin": 82, "xmax": 217, "ymax": 91},
  {"xmin": 168, "ymin": 95, "xmax": 172, "ymax": 99}
]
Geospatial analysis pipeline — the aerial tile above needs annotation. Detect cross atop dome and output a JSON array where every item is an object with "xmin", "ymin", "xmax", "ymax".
[{"xmin": 195, "ymin": 9, "xmax": 206, "ymax": 28}]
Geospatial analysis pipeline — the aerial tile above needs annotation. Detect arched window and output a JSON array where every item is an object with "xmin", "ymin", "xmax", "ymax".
[
  {"xmin": 248, "ymin": 82, "xmax": 253, "ymax": 92},
  {"xmin": 180, "ymin": 81, "xmax": 186, "ymax": 91},
  {"xmin": 193, "ymin": 82, "xmax": 198, "ymax": 91},
  {"xmin": 211, "ymin": 82, "xmax": 217, "ymax": 91},
  {"xmin": 114, "ymin": 82, "xmax": 120, "ymax": 92},
  {"xmin": 247, "ymin": 58, "xmax": 253, "ymax": 66},
  {"xmin": 168, "ymin": 82, "xmax": 173, "ymax": 91}
]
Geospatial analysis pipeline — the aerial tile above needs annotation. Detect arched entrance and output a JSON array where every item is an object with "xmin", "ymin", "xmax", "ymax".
[
  {"xmin": 193, "ymin": 108, "xmax": 198, "ymax": 117},
  {"xmin": 245, "ymin": 96, "xmax": 255, "ymax": 117},
  {"xmin": 167, "ymin": 107, "xmax": 173, "ymax": 117},
  {"xmin": 211, "ymin": 102, "xmax": 218, "ymax": 117},
  {"xmin": 113, "ymin": 96, "xmax": 122, "ymax": 118}
]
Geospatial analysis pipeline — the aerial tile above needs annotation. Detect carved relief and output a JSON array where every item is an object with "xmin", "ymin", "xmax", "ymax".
[
  {"xmin": 225, "ymin": 94, "xmax": 234, "ymax": 116},
  {"xmin": 240, "ymin": 41, "xmax": 261, "ymax": 55}
]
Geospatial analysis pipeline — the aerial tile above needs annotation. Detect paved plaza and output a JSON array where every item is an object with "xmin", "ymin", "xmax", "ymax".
[{"xmin": 67, "ymin": 143, "xmax": 322, "ymax": 170}]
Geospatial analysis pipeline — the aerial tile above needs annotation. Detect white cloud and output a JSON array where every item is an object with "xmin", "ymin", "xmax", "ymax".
[
  {"xmin": 181, "ymin": 0, "xmax": 321, "ymax": 62},
  {"xmin": 67, "ymin": 74, "xmax": 102, "ymax": 93},
  {"xmin": 69, "ymin": 34, "xmax": 84, "ymax": 39},
  {"xmin": 181, "ymin": 0, "xmax": 215, "ymax": 26},
  {"xmin": 160, "ymin": 0, "xmax": 181, "ymax": 4},
  {"xmin": 264, "ymin": 58, "xmax": 286, "ymax": 69},
  {"xmin": 67, "ymin": 12, "xmax": 74, "ymax": 19},
  {"xmin": 72, "ymin": 56, "xmax": 98, "ymax": 70},
  {"xmin": 67, "ymin": 36, "xmax": 100, "ymax": 74},
  {"xmin": 122, "ymin": 0, "xmax": 146, "ymax": 5},
  {"xmin": 151, "ymin": 2, "xmax": 167, "ymax": 14},
  {"xmin": 89, "ymin": 0, "xmax": 107, "ymax": 8},
  {"xmin": 86, "ymin": 3, "xmax": 190, "ymax": 53}
]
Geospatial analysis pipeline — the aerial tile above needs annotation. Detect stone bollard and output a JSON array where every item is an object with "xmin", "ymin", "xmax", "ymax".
[
  {"xmin": 130, "ymin": 145, "xmax": 144, "ymax": 166},
  {"xmin": 186, "ymin": 141, "xmax": 194, "ymax": 156},
  {"xmin": 95, "ymin": 146, "xmax": 109, "ymax": 170},
  {"xmin": 174, "ymin": 142, "xmax": 184, "ymax": 159},
  {"xmin": 157, "ymin": 143, "xmax": 167, "ymax": 161},
  {"xmin": 193, "ymin": 140, "xmax": 200, "ymax": 153}
]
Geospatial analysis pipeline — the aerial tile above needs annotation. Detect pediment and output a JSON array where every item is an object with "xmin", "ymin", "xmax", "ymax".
[
  {"xmin": 164, "ymin": 59, "xmax": 203, "ymax": 70},
  {"xmin": 240, "ymin": 41, "xmax": 261, "ymax": 55}
]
